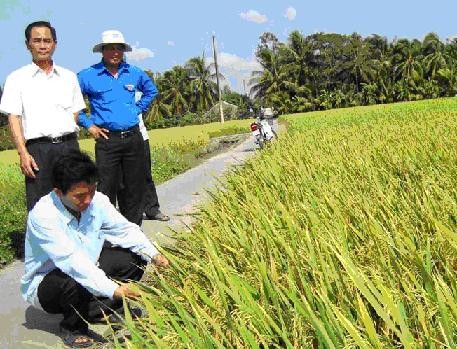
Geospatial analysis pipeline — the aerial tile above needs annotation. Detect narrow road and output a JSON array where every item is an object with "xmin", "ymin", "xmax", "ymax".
[{"xmin": 0, "ymin": 130, "xmax": 265, "ymax": 348}]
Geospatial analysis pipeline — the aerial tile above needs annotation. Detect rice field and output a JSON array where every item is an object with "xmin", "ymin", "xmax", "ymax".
[
  {"xmin": 121, "ymin": 98, "xmax": 457, "ymax": 348},
  {"xmin": 0, "ymin": 119, "xmax": 252, "ymax": 265}
]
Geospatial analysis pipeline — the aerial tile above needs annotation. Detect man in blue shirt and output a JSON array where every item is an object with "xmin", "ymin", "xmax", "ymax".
[
  {"xmin": 77, "ymin": 30, "xmax": 158, "ymax": 225},
  {"xmin": 22, "ymin": 149, "xmax": 168, "ymax": 347}
]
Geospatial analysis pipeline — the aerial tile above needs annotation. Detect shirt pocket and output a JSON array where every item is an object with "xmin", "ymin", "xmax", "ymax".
[
  {"xmin": 53, "ymin": 83, "xmax": 74, "ymax": 111},
  {"xmin": 93, "ymin": 87, "xmax": 115, "ymax": 104}
]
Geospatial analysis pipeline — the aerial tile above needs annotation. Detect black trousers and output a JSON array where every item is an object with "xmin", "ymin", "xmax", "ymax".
[
  {"xmin": 118, "ymin": 139, "xmax": 161, "ymax": 217},
  {"xmin": 95, "ymin": 129, "xmax": 145, "ymax": 225},
  {"xmin": 142, "ymin": 140, "xmax": 161, "ymax": 216},
  {"xmin": 25, "ymin": 139, "xmax": 79, "ymax": 211},
  {"xmin": 37, "ymin": 246, "xmax": 146, "ymax": 333}
]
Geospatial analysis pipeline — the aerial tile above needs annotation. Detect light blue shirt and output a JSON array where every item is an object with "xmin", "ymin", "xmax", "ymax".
[{"xmin": 21, "ymin": 191, "xmax": 159, "ymax": 309}]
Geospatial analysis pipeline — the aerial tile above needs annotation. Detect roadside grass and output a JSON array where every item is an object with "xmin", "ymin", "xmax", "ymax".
[
  {"xmin": 117, "ymin": 98, "xmax": 457, "ymax": 347},
  {"xmin": 0, "ymin": 119, "xmax": 252, "ymax": 266},
  {"xmin": 0, "ymin": 165, "xmax": 26, "ymax": 266}
]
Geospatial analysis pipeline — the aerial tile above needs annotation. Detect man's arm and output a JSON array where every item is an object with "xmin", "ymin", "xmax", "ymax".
[
  {"xmin": 136, "ymin": 71, "xmax": 158, "ymax": 113},
  {"xmin": 8, "ymin": 114, "xmax": 39, "ymax": 178},
  {"xmin": 76, "ymin": 71, "xmax": 109, "ymax": 139},
  {"xmin": 98, "ymin": 194, "xmax": 169, "ymax": 266}
]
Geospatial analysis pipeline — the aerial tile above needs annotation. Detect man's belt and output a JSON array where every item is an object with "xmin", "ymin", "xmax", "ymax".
[
  {"xmin": 26, "ymin": 132, "xmax": 77, "ymax": 146},
  {"xmin": 105, "ymin": 125, "xmax": 140, "ymax": 139}
]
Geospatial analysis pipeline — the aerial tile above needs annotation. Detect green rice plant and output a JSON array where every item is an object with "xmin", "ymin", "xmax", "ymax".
[
  {"xmin": 0, "ymin": 165, "xmax": 26, "ymax": 265},
  {"xmin": 117, "ymin": 98, "xmax": 457, "ymax": 348}
]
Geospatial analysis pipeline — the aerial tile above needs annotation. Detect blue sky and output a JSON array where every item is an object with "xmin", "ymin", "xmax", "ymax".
[{"xmin": 1, "ymin": 0, "xmax": 457, "ymax": 92}]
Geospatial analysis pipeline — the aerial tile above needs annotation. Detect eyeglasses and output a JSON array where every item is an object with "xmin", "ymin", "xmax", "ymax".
[{"xmin": 29, "ymin": 38, "xmax": 54, "ymax": 46}]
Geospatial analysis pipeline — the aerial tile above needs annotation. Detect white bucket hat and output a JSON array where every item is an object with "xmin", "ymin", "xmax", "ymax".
[{"xmin": 92, "ymin": 30, "xmax": 132, "ymax": 53}]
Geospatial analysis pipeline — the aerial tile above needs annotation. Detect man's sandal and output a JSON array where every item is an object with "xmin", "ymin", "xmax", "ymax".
[{"xmin": 60, "ymin": 327, "xmax": 96, "ymax": 348}]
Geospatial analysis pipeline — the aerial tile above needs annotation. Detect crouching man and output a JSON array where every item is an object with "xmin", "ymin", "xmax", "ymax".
[{"xmin": 21, "ymin": 149, "xmax": 168, "ymax": 347}]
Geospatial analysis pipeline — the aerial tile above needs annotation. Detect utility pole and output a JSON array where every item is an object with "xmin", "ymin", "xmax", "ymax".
[{"xmin": 212, "ymin": 34, "xmax": 224, "ymax": 123}]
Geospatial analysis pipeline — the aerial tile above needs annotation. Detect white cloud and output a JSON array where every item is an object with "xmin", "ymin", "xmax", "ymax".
[
  {"xmin": 284, "ymin": 7, "xmax": 296, "ymax": 21},
  {"xmin": 127, "ymin": 45, "xmax": 154, "ymax": 61},
  {"xmin": 167, "ymin": 40, "xmax": 175, "ymax": 46},
  {"xmin": 218, "ymin": 52, "xmax": 261, "ymax": 72},
  {"xmin": 207, "ymin": 52, "xmax": 262, "ymax": 93},
  {"xmin": 240, "ymin": 10, "xmax": 267, "ymax": 24}
]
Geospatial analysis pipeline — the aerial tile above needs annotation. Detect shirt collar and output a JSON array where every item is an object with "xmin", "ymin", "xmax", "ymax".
[
  {"xmin": 28, "ymin": 61, "xmax": 61, "ymax": 77},
  {"xmin": 96, "ymin": 60, "xmax": 130, "ymax": 76},
  {"xmin": 50, "ymin": 191, "xmax": 96, "ymax": 225}
]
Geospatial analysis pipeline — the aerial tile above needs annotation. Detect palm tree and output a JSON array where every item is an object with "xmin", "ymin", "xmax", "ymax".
[
  {"xmin": 392, "ymin": 39, "xmax": 423, "ymax": 99},
  {"xmin": 143, "ymin": 71, "xmax": 172, "ymax": 124},
  {"xmin": 249, "ymin": 47, "xmax": 288, "ymax": 103},
  {"xmin": 422, "ymin": 33, "xmax": 448, "ymax": 80},
  {"xmin": 436, "ymin": 65, "xmax": 457, "ymax": 95},
  {"xmin": 185, "ymin": 56, "xmax": 220, "ymax": 113},
  {"xmin": 160, "ymin": 66, "xmax": 189, "ymax": 116},
  {"xmin": 339, "ymin": 36, "xmax": 378, "ymax": 92},
  {"xmin": 282, "ymin": 30, "xmax": 312, "ymax": 86}
]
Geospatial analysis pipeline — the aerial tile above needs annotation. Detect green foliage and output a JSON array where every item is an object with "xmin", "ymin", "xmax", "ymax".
[
  {"xmin": 207, "ymin": 125, "xmax": 248, "ymax": 138},
  {"xmin": 116, "ymin": 98, "xmax": 457, "ymax": 347},
  {"xmin": 0, "ymin": 126, "xmax": 14, "ymax": 151},
  {"xmin": 249, "ymin": 30, "xmax": 457, "ymax": 113},
  {"xmin": 0, "ymin": 165, "xmax": 26, "ymax": 266}
]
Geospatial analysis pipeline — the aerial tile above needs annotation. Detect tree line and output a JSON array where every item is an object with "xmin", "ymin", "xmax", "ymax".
[
  {"xmin": 4, "ymin": 30, "xmax": 456, "ymax": 129},
  {"xmin": 249, "ymin": 30, "xmax": 457, "ymax": 113}
]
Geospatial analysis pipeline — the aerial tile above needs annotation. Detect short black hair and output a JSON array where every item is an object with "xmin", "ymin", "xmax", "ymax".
[
  {"xmin": 25, "ymin": 21, "xmax": 57, "ymax": 42},
  {"xmin": 52, "ymin": 150, "xmax": 98, "ymax": 194}
]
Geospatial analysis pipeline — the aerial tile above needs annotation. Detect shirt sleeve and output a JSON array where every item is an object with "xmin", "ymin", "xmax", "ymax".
[
  {"xmin": 0, "ymin": 73, "xmax": 23, "ymax": 116},
  {"xmin": 98, "ymin": 195, "xmax": 160, "ymax": 261},
  {"xmin": 136, "ymin": 71, "xmax": 158, "ymax": 113},
  {"xmin": 70, "ymin": 72, "xmax": 86, "ymax": 114},
  {"xmin": 76, "ymin": 71, "xmax": 95, "ymax": 129},
  {"xmin": 27, "ymin": 215, "xmax": 119, "ymax": 299}
]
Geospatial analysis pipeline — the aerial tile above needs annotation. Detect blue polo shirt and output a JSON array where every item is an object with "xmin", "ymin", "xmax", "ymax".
[{"xmin": 77, "ymin": 61, "xmax": 158, "ymax": 131}]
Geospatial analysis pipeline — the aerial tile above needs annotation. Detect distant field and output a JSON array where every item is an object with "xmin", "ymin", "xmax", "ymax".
[
  {"xmin": 126, "ymin": 98, "xmax": 457, "ymax": 347},
  {"xmin": 0, "ymin": 119, "xmax": 253, "ymax": 165}
]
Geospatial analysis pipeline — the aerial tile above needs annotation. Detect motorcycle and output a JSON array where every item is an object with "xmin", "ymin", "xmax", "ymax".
[{"xmin": 250, "ymin": 115, "xmax": 276, "ymax": 149}]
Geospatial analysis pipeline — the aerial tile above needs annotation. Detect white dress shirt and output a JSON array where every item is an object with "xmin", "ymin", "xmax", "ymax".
[
  {"xmin": 0, "ymin": 63, "xmax": 86, "ymax": 140},
  {"xmin": 21, "ymin": 191, "xmax": 159, "ymax": 309},
  {"xmin": 138, "ymin": 114, "xmax": 149, "ymax": 141}
]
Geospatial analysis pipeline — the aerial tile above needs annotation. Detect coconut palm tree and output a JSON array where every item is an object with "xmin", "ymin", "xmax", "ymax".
[
  {"xmin": 249, "ymin": 47, "xmax": 288, "ymax": 103},
  {"xmin": 422, "ymin": 33, "xmax": 448, "ymax": 80},
  {"xmin": 160, "ymin": 66, "xmax": 189, "ymax": 116},
  {"xmin": 185, "ymin": 56, "xmax": 220, "ymax": 113}
]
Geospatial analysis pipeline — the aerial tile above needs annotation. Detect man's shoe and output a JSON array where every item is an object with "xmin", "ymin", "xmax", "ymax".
[{"xmin": 144, "ymin": 211, "xmax": 170, "ymax": 221}]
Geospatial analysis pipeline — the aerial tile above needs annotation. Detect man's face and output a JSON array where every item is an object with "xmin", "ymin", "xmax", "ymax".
[
  {"xmin": 102, "ymin": 44, "xmax": 125, "ymax": 66},
  {"xmin": 26, "ymin": 26, "xmax": 56, "ymax": 62},
  {"xmin": 56, "ymin": 181, "xmax": 96, "ymax": 213}
]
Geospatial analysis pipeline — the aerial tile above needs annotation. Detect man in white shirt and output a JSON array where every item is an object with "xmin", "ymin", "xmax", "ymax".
[
  {"xmin": 0, "ymin": 21, "xmax": 85, "ymax": 211},
  {"xmin": 22, "ymin": 149, "xmax": 168, "ymax": 347}
]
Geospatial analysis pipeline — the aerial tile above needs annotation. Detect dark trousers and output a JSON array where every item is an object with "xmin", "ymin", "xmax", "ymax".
[
  {"xmin": 25, "ymin": 139, "xmax": 79, "ymax": 211},
  {"xmin": 95, "ymin": 129, "xmax": 145, "ymax": 225},
  {"xmin": 142, "ymin": 140, "xmax": 161, "ymax": 216},
  {"xmin": 37, "ymin": 246, "xmax": 146, "ymax": 333},
  {"xmin": 118, "ymin": 140, "xmax": 161, "ymax": 217}
]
